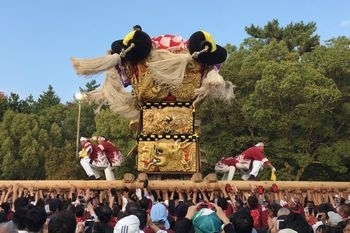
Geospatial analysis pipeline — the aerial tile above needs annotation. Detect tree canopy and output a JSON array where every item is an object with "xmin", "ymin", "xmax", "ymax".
[{"xmin": 0, "ymin": 19, "xmax": 349, "ymax": 181}]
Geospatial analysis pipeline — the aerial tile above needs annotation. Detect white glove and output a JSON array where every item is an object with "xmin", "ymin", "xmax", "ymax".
[
  {"xmin": 135, "ymin": 188, "xmax": 142, "ymax": 200},
  {"xmin": 272, "ymin": 167, "xmax": 276, "ymax": 172}
]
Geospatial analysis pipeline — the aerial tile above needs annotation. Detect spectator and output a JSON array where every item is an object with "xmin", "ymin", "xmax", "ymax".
[
  {"xmin": 25, "ymin": 206, "xmax": 47, "ymax": 232},
  {"xmin": 336, "ymin": 219, "xmax": 350, "ymax": 233},
  {"xmin": 144, "ymin": 202, "xmax": 174, "ymax": 233},
  {"xmin": 229, "ymin": 208, "xmax": 255, "ymax": 233},
  {"xmin": 315, "ymin": 224, "xmax": 334, "ymax": 233},
  {"xmin": 48, "ymin": 210, "xmax": 81, "ymax": 233},
  {"xmin": 267, "ymin": 202, "xmax": 281, "ymax": 232},
  {"xmin": 175, "ymin": 202, "xmax": 234, "ymax": 233},
  {"xmin": 114, "ymin": 215, "xmax": 140, "ymax": 233}
]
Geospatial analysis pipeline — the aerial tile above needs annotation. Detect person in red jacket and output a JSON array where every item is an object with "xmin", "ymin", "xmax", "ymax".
[
  {"xmin": 96, "ymin": 136, "xmax": 124, "ymax": 180},
  {"xmin": 97, "ymin": 136, "xmax": 123, "ymax": 167},
  {"xmin": 215, "ymin": 142, "xmax": 276, "ymax": 181},
  {"xmin": 79, "ymin": 137, "xmax": 110, "ymax": 180}
]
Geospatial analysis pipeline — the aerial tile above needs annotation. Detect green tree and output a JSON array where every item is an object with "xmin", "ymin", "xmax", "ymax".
[
  {"xmin": 34, "ymin": 85, "xmax": 61, "ymax": 111},
  {"xmin": 198, "ymin": 20, "xmax": 349, "ymax": 181}
]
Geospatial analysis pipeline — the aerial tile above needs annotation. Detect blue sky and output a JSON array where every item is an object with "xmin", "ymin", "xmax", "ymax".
[{"xmin": 1, "ymin": 0, "xmax": 349, "ymax": 103}]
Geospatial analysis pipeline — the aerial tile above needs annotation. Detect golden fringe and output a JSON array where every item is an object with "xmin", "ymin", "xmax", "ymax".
[
  {"xmin": 85, "ymin": 68, "xmax": 139, "ymax": 120},
  {"xmin": 147, "ymin": 50, "xmax": 193, "ymax": 89},
  {"xmin": 71, "ymin": 53, "xmax": 121, "ymax": 76},
  {"xmin": 193, "ymin": 69, "xmax": 236, "ymax": 107}
]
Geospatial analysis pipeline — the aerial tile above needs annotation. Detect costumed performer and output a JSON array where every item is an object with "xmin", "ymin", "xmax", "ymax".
[
  {"xmin": 215, "ymin": 142, "xmax": 276, "ymax": 181},
  {"xmin": 79, "ymin": 137, "xmax": 115, "ymax": 180},
  {"xmin": 96, "ymin": 136, "xmax": 124, "ymax": 180}
]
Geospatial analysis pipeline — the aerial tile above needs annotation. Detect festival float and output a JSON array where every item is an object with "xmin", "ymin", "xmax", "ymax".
[
  {"xmin": 70, "ymin": 28, "xmax": 233, "ymax": 179},
  {"xmin": 3, "ymin": 27, "xmax": 347, "ymax": 195}
]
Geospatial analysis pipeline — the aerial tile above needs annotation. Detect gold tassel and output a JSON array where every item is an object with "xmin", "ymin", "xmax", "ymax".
[
  {"xmin": 271, "ymin": 170, "xmax": 277, "ymax": 181},
  {"xmin": 71, "ymin": 53, "xmax": 121, "ymax": 76}
]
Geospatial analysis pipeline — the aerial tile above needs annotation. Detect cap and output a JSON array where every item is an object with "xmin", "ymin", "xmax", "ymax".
[
  {"xmin": 255, "ymin": 142, "xmax": 264, "ymax": 147},
  {"xmin": 80, "ymin": 137, "xmax": 89, "ymax": 141},
  {"xmin": 114, "ymin": 215, "xmax": 140, "ymax": 233},
  {"xmin": 192, "ymin": 208, "xmax": 222, "ymax": 233}
]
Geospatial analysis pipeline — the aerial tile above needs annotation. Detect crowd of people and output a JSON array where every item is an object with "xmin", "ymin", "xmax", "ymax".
[{"xmin": 0, "ymin": 180, "xmax": 348, "ymax": 233}]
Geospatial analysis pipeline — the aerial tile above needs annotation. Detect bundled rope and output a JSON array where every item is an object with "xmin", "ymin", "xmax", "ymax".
[
  {"xmin": 84, "ymin": 67, "xmax": 139, "ymax": 121},
  {"xmin": 71, "ymin": 52, "xmax": 121, "ymax": 76},
  {"xmin": 147, "ymin": 50, "xmax": 194, "ymax": 90},
  {"xmin": 70, "ymin": 48, "xmax": 139, "ymax": 120},
  {"xmin": 193, "ymin": 68, "xmax": 235, "ymax": 107}
]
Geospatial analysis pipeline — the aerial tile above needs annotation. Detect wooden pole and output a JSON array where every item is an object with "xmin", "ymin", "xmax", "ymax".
[{"xmin": 0, "ymin": 179, "xmax": 348, "ymax": 191}]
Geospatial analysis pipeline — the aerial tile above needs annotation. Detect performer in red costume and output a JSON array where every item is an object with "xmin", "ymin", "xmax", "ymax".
[
  {"xmin": 215, "ymin": 142, "xmax": 276, "ymax": 181},
  {"xmin": 97, "ymin": 136, "xmax": 123, "ymax": 167},
  {"xmin": 79, "ymin": 137, "xmax": 110, "ymax": 180}
]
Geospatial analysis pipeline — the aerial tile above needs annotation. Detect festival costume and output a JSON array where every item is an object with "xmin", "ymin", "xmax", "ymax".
[
  {"xmin": 79, "ymin": 139, "xmax": 115, "ymax": 180},
  {"xmin": 97, "ymin": 139, "xmax": 124, "ymax": 180},
  {"xmin": 215, "ymin": 145, "xmax": 271, "ymax": 180},
  {"xmin": 98, "ymin": 140, "xmax": 123, "ymax": 167}
]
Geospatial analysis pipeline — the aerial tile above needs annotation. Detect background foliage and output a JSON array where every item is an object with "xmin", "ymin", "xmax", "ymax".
[{"xmin": 0, "ymin": 20, "xmax": 349, "ymax": 181}]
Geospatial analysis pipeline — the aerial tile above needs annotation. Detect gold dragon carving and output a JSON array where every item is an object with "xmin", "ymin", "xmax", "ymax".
[
  {"xmin": 137, "ymin": 139, "xmax": 197, "ymax": 172},
  {"xmin": 142, "ymin": 107, "xmax": 193, "ymax": 135}
]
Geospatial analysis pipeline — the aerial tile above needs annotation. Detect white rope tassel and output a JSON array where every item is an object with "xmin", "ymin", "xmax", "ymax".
[
  {"xmin": 85, "ymin": 67, "xmax": 139, "ymax": 120},
  {"xmin": 147, "ymin": 50, "xmax": 193, "ymax": 89},
  {"xmin": 193, "ymin": 69, "xmax": 236, "ymax": 106},
  {"xmin": 71, "ymin": 53, "xmax": 121, "ymax": 76}
]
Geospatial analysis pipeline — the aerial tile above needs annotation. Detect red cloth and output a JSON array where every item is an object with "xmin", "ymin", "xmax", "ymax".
[
  {"xmin": 241, "ymin": 146, "xmax": 267, "ymax": 161},
  {"xmin": 98, "ymin": 141, "xmax": 121, "ymax": 161},
  {"xmin": 224, "ymin": 202, "xmax": 234, "ymax": 217},
  {"xmin": 219, "ymin": 146, "xmax": 268, "ymax": 166},
  {"xmin": 250, "ymin": 208, "xmax": 262, "ymax": 230},
  {"xmin": 151, "ymin": 34, "xmax": 187, "ymax": 51},
  {"xmin": 250, "ymin": 205, "xmax": 269, "ymax": 230},
  {"xmin": 83, "ymin": 141, "xmax": 102, "ymax": 161},
  {"xmin": 107, "ymin": 217, "xmax": 118, "ymax": 228},
  {"xmin": 220, "ymin": 156, "xmax": 238, "ymax": 166}
]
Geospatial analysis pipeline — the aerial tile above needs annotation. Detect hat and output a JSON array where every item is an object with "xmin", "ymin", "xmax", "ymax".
[
  {"xmin": 192, "ymin": 208, "xmax": 222, "ymax": 233},
  {"xmin": 175, "ymin": 203, "xmax": 189, "ymax": 221},
  {"xmin": 150, "ymin": 202, "xmax": 170, "ymax": 229},
  {"xmin": 277, "ymin": 207, "xmax": 290, "ymax": 217},
  {"xmin": 188, "ymin": 31, "xmax": 227, "ymax": 65},
  {"xmin": 255, "ymin": 142, "xmax": 264, "ymax": 147},
  {"xmin": 111, "ymin": 30, "xmax": 152, "ymax": 62},
  {"xmin": 80, "ymin": 137, "xmax": 89, "ymax": 142},
  {"xmin": 327, "ymin": 211, "xmax": 343, "ymax": 226},
  {"xmin": 114, "ymin": 215, "xmax": 140, "ymax": 233},
  {"xmin": 267, "ymin": 202, "xmax": 281, "ymax": 216}
]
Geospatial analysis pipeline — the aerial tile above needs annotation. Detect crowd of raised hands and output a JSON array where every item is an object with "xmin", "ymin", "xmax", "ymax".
[{"xmin": 0, "ymin": 182, "xmax": 349, "ymax": 233}]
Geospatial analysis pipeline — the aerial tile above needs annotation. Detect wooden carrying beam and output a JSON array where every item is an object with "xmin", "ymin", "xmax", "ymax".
[{"xmin": 0, "ymin": 176, "xmax": 348, "ymax": 192}]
